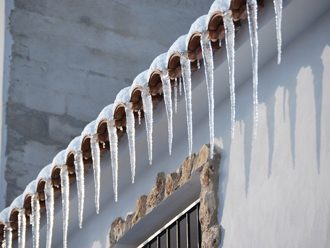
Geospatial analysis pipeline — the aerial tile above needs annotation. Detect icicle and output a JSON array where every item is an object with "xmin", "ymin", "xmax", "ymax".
[
  {"xmin": 200, "ymin": 31, "xmax": 215, "ymax": 159},
  {"xmin": 90, "ymin": 135, "xmax": 101, "ymax": 214},
  {"xmin": 107, "ymin": 120, "xmax": 118, "ymax": 202},
  {"xmin": 174, "ymin": 78, "xmax": 178, "ymax": 113},
  {"xmin": 141, "ymin": 87, "xmax": 153, "ymax": 165},
  {"xmin": 138, "ymin": 110, "xmax": 141, "ymax": 125},
  {"xmin": 179, "ymin": 77, "xmax": 182, "ymax": 96},
  {"xmin": 247, "ymin": 0, "xmax": 259, "ymax": 138},
  {"xmin": 180, "ymin": 52, "xmax": 193, "ymax": 157},
  {"xmin": 44, "ymin": 181, "xmax": 54, "ymax": 248},
  {"xmin": 223, "ymin": 10, "xmax": 236, "ymax": 139},
  {"xmin": 219, "ymin": 39, "xmax": 222, "ymax": 47},
  {"xmin": 160, "ymin": 70, "xmax": 173, "ymax": 155},
  {"xmin": 74, "ymin": 152, "xmax": 85, "ymax": 228},
  {"xmin": 31, "ymin": 194, "xmax": 40, "ymax": 248},
  {"xmin": 197, "ymin": 58, "xmax": 200, "ymax": 69},
  {"xmin": 5, "ymin": 227, "xmax": 12, "ymax": 248},
  {"xmin": 102, "ymin": 142, "xmax": 106, "ymax": 149},
  {"xmin": 119, "ymin": 126, "xmax": 123, "ymax": 132},
  {"xmin": 18, "ymin": 209, "xmax": 26, "ymax": 248},
  {"xmin": 125, "ymin": 103, "xmax": 136, "ymax": 183},
  {"xmin": 60, "ymin": 165, "xmax": 69, "ymax": 248},
  {"xmin": 273, "ymin": 0, "xmax": 282, "ymax": 64}
]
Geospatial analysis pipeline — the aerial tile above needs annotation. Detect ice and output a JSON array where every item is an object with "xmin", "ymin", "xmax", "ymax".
[
  {"xmin": 180, "ymin": 53, "xmax": 193, "ymax": 157},
  {"xmin": 141, "ymin": 87, "xmax": 153, "ymax": 165},
  {"xmin": 31, "ymin": 194, "xmax": 40, "ymax": 248},
  {"xmin": 5, "ymin": 227, "xmax": 12, "ymax": 248},
  {"xmin": 114, "ymin": 87, "xmax": 131, "ymax": 107},
  {"xmin": 52, "ymin": 150, "xmax": 66, "ymax": 171},
  {"xmin": 167, "ymin": 35, "xmax": 187, "ymax": 62},
  {"xmin": 208, "ymin": 0, "xmax": 231, "ymax": 19},
  {"xmin": 44, "ymin": 180, "xmax": 54, "ymax": 248},
  {"xmin": 247, "ymin": 0, "xmax": 259, "ymax": 138},
  {"xmin": 273, "ymin": 0, "xmax": 283, "ymax": 64},
  {"xmin": 107, "ymin": 120, "xmax": 119, "ymax": 202},
  {"xmin": 160, "ymin": 70, "xmax": 173, "ymax": 155},
  {"xmin": 90, "ymin": 135, "xmax": 101, "ymax": 214},
  {"xmin": 96, "ymin": 104, "xmax": 114, "ymax": 125},
  {"xmin": 81, "ymin": 120, "xmax": 97, "ymax": 138},
  {"xmin": 138, "ymin": 110, "xmax": 141, "ymax": 125},
  {"xmin": 36, "ymin": 164, "xmax": 53, "ymax": 183},
  {"xmin": 74, "ymin": 152, "xmax": 85, "ymax": 228},
  {"xmin": 223, "ymin": 10, "xmax": 236, "ymax": 139},
  {"xmin": 197, "ymin": 58, "xmax": 200, "ymax": 69},
  {"xmin": 148, "ymin": 53, "xmax": 167, "ymax": 78},
  {"xmin": 125, "ymin": 103, "xmax": 136, "ymax": 183},
  {"xmin": 60, "ymin": 165, "xmax": 69, "ymax": 248},
  {"xmin": 179, "ymin": 77, "xmax": 182, "ymax": 96},
  {"xmin": 174, "ymin": 78, "xmax": 178, "ymax": 113},
  {"xmin": 18, "ymin": 209, "xmax": 26, "ymax": 248},
  {"xmin": 200, "ymin": 31, "xmax": 215, "ymax": 159}
]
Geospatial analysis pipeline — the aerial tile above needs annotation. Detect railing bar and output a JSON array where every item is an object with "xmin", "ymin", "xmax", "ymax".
[
  {"xmin": 186, "ymin": 212, "xmax": 190, "ymax": 248},
  {"xmin": 176, "ymin": 220, "xmax": 180, "ymax": 248},
  {"xmin": 167, "ymin": 228, "xmax": 170, "ymax": 248},
  {"xmin": 157, "ymin": 235, "xmax": 160, "ymax": 248},
  {"xmin": 197, "ymin": 203, "xmax": 201, "ymax": 247}
]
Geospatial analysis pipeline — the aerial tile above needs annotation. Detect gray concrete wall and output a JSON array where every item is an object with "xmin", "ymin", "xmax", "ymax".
[{"xmin": 3, "ymin": 0, "xmax": 214, "ymax": 205}]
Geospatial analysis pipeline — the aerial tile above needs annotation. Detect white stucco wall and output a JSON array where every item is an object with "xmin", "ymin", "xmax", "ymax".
[{"xmin": 15, "ymin": 0, "xmax": 330, "ymax": 247}]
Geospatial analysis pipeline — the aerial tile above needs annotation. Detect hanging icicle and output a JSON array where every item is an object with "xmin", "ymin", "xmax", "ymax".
[
  {"xmin": 223, "ymin": 10, "xmax": 236, "ymax": 139},
  {"xmin": 180, "ymin": 52, "xmax": 193, "ymax": 157},
  {"xmin": 179, "ymin": 77, "xmax": 182, "ymax": 96},
  {"xmin": 74, "ymin": 152, "xmax": 85, "ymax": 229},
  {"xmin": 31, "ymin": 194, "xmax": 40, "ymax": 248},
  {"xmin": 60, "ymin": 165, "xmax": 69, "ymax": 248},
  {"xmin": 5, "ymin": 227, "xmax": 12, "ymax": 248},
  {"xmin": 138, "ymin": 110, "xmax": 141, "ymax": 125},
  {"xmin": 44, "ymin": 180, "xmax": 54, "ymax": 248},
  {"xmin": 273, "ymin": 0, "xmax": 283, "ymax": 64},
  {"xmin": 1, "ymin": 226, "xmax": 5, "ymax": 248},
  {"xmin": 247, "ymin": 0, "xmax": 259, "ymax": 138},
  {"xmin": 200, "ymin": 31, "xmax": 215, "ymax": 159},
  {"xmin": 174, "ymin": 78, "xmax": 178, "ymax": 113},
  {"xmin": 107, "ymin": 120, "xmax": 119, "ymax": 202},
  {"xmin": 18, "ymin": 209, "xmax": 26, "ymax": 248},
  {"xmin": 90, "ymin": 135, "xmax": 101, "ymax": 214},
  {"xmin": 160, "ymin": 70, "xmax": 173, "ymax": 155},
  {"xmin": 141, "ymin": 87, "xmax": 153, "ymax": 165},
  {"xmin": 125, "ymin": 103, "xmax": 136, "ymax": 183}
]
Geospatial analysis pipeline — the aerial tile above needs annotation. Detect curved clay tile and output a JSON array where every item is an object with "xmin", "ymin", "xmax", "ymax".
[
  {"xmin": 81, "ymin": 120, "xmax": 98, "ymax": 169},
  {"xmin": 51, "ymin": 150, "xmax": 67, "ymax": 190},
  {"xmin": 8, "ymin": 195, "xmax": 24, "ymax": 239},
  {"xmin": 0, "ymin": 207, "xmax": 10, "ymax": 242},
  {"xmin": 130, "ymin": 70, "xmax": 148, "ymax": 109},
  {"xmin": 148, "ymin": 53, "xmax": 167, "ymax": 96},
  {"xmin": 22, "ymin": 179, "xmax": 37, "ymax": 217},
  {"xmin": 96, "ymin": 104, "xmax": 114, "ymax": 145},
  {"xmin": 113, "ymin": 86, "xmax": 132, "ymax": 129}
]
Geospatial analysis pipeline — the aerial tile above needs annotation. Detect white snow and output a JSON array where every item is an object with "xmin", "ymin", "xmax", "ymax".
[
  {"xmin": 186, "ymin": 15, "xmax": 208, "ymax": 49},
  {"xmin": 66, "ymin": 136, "xmax": 82, "ymax": 154},
  {"xmin": 23, "ymin": 180, "xmax": 37, "ymax": 200},
  {"xmin": 96, "ymin": 104, "xmax": 114, "ymax": 124},
  {"xmin": 36, "ymin": 163, "xmax": 53, "ymax": 183},
  {"xmin": 208, "ymin": 0, "xmax": 231, "ymax": 19},
  {"xmin": 9, "ymin": 195, "xmax": 24, "ymax": 212},
  {"xmin": 114, "ymin": 86, "xmax": 132, "ymax": 112},
  {"xmin": 81, "ymin": 120, "xmax": 97, "ymax": 138},
  {"xmin": 51, "ymin": 150, "xmax": 67, "ymax": 168},
  {"xmin": 167, "ymin": 35, "xmax": 187, "ymax": 62},
  {"xmin": 131, "ymin": 70, "xmax": 148, "ymax": 91},
  {"xmin": 148, "ymin": 53, "xmax": 168, "ymax": 78},
  {"xmin": 0, "ymin": 207, "xmax": 10, "ymax": 224}
]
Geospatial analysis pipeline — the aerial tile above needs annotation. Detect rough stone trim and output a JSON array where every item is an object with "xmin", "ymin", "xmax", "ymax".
[{"xmin": 109, "ymin": 144, "xmax": 221, "ymax": 248}]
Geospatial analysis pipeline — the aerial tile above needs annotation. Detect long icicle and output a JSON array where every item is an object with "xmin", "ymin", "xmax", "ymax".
[
  {"xmin": 18, "ymin": 209, "xmax": 26, "ymax": 248},
  {"xmin": 125, "ymin": 103, "xmax": 136, "ymax": 183},
  {"xmin": 141, "ymin": 87, "xmax": 153, "ymax": 165},
  {"xmin": 90, "ymin": 135, "xmax": 101, "ymax": 214},
  {"xmin": 107, "ymin": 120, "xmax": 119, "ymax": 202},
  {"xmin": 74, "ymin": 152, "xmax": 85, "ymax": 229},
  {"xmin": 2, "ymin": 225, "xmax": 5, "ymax": 248},
  {"xmin": 273, "ymin": 0, "xmax": 283, "ymax": 64},
  {"xmin": 223, "ymin": 10, "xmax": 236, "ymax": 139},
  {"xmin": 160, "ymin": 70, "xmax": 173, "ymax": 155},
  {"xmin": 200, "ymin": 31, "xmax": 215, "ymax": 159},
  {"xmin": 174, "ymin": 78, "xmax": 178, "ymax": 113},
  {"xmin": 45, "ymin": 180, "xmax": 54, "ymax": 248},
  {"xmin": 247, "ymin": 0, "xmax": 259, "ymax": 138},
  {"xmin": 5, "ymin": 227, "xmax": 12, "ymax": 248},
  {"xmin": 60, "ymin": 165, "xmax": 69, "ymax": 248},
  {"xmin": 31, "ymin": 194, "xmax": 40, "ymax": 248},
  {"xmin": 180, "ymin": 53, "xmax": 193, "ymax": 157}
]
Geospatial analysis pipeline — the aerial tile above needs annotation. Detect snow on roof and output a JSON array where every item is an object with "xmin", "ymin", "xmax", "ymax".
[
  {"xmin": 36, "ymin": 163, "xmax": 53, "ymax": 182},
  {"xmin": 9, "ymin": 194, "xmax": 24, "ymax": 212},
  {"xmin": 66, "ymin": 136, "xmax": 82, "ymax": 154},
  {"xmin": 167, "ymin": 34, "xmax": 188, "ymax": 61},
  {"xmin": 208, "ymin": 0, "xmax": 231, "ymax": 19},
  {"xmin": 96, "ymin": 104, "xmax": 114, "ymax": 124},
  {"xmin": 81, "ymin": 120, "xmax": 97, "ymax": 138},
  {"xmin": 186, "ymin": 15, "xmax": 208, "ymax": 49},
  {"xmin": 131, "ymin": 70, "xmax": 149, "ymax": 92},
  {"xmin": 52, "ymin": 149, "xmax": 67, "ymax": 167},
  {"xmin": 114, "ymin": 86, "xmax": 132, "ymax": 109},
  {"xmin": 148, "ymin": 53, "xmax": 168, "ymax": 77},
  {"xmin": 23, "ymin": 179, "xmax": 37, "ymax": 197}
]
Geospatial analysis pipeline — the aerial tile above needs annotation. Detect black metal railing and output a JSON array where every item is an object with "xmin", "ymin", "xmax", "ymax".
[{"xmin": 139, "ymin": 199, "xmax": 201, "ymax": 248}]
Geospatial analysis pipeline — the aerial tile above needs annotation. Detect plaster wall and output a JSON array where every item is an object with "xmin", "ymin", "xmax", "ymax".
[
  {"xmin": 60, "ymin": 6, "xmax": 330, "ymax": 248},
  {"xmin": 3, "ymin": 0, "xmax": 214, "ymax": 205}
]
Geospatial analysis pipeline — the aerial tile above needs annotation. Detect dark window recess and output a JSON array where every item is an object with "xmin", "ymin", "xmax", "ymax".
[{"xmin": 139, "ymin": 200, "xmax": 201, "ymax": 248}]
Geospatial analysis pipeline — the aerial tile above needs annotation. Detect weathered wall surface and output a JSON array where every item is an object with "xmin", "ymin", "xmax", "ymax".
[{"xmin": 4, "ymin": 0, "xmax": 214, "ymax": 205}]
